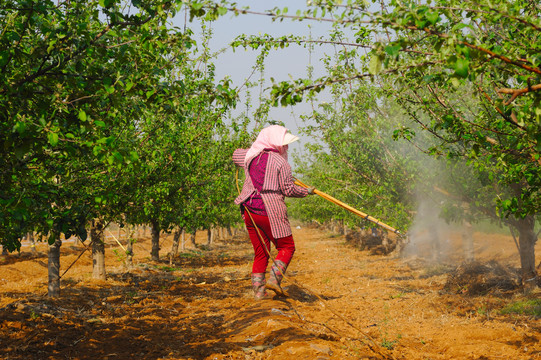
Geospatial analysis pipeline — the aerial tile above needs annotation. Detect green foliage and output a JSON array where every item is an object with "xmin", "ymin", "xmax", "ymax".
[
  {"xmin": 0, "ymin": 0, "xmax": 240, "ymax": 252},
  {"xmin": 230, "ymin": 0, "xmax": 540, "ymax": 277},
  {"xmin": 262, "ymin": 0, "xmax": 541, "ymax": 220},
  {"xmin": 373, "ymin": 0, "xmax": 540, "ymax": 221},
  {"xmin": 289, "ymin": 82, "xmax": 414, "ymax": 232},
  {"xmin": 500, "ymin": 298, "xmax": 541, "ymax": 318},
  {"xmin": 380, "ymin": 337, "xmax": 399, "ymax": 350}
]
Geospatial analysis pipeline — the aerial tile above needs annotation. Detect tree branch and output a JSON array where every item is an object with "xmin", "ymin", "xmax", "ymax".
[
  {"xmin": 401, "ymin": 24, "xmax": 541, "ymax": 76},
  {"xmin": 497, "ymin": 83, "xmax": 541, "ymax": 105}
]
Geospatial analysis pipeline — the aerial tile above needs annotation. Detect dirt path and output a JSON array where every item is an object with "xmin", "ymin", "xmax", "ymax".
[{"xmin": 0, "ymin": 225, "xmax": 539, "ymax": 359}]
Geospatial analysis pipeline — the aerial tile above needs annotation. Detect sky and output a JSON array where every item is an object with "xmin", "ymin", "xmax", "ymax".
[{"xmin": 171, "ymin": 1, "xmax": 348, "ymax": 154}]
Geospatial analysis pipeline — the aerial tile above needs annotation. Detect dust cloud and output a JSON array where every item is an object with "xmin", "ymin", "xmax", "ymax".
[{"xmin": 402, "ymin": 197, "xmax": 455, "ymax": 262}]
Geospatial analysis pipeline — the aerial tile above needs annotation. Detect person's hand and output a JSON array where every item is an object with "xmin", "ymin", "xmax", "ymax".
[{"xmin": 307, "ymin": 187, "xmax": 316, "ymax": 195}]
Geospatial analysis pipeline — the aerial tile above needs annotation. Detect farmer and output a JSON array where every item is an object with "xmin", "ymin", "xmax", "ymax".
[{"xmin": 233, "ymin": 125, "xmax": 314, "ymax": 300}]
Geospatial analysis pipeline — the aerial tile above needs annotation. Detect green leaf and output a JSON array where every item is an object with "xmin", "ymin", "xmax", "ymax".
[
  {"xmin": 95, "ymin": 120, "xmax": 106, "ymax": 128},
  {"xmin": 0, "ymin": 51, "xmax": 9, "ymax": 68},
  {"xmin": 217, "ymin": 6, "xmax": 227, "ymax": 16},
  {"xmin": 146, "ymin": 89, "xmax": 156, "ymax": 99},
  {"xmin": 104, "ymin": 84, "xmax": 115, "ymax": 94},
  {"xmin": 369, "ymin": 54, "xmax": 383, "ymax": 75},
  {"xmin": 426, "ymin": 11, "xmax": 439, "ymax": 25},
  {"xmin": 454, "ymin": 58, "xmax": 469, "ymax": 78},
  {"xmin": 535, "ymin": 133, "xmax": 541, "ymax": 152},
  {"xmin": 535, "ymin": 107, "xmax": 541, "ymax": 125},
  {"xmin": 125, "ymin": 81, "xmax": 134, "ymax": 91},
  {"xmin": 78, "ymin": 110, "xmax": 87, "ymax": 122},
  {"xmin": 99, "ymin": 0, "xmax": 115, "ymax": 8},
  {"xmin": 113, "ymin": 151, "xmax": 123, "ymax": 162},
  {"xmin": 48, "ymin": 132, "xmax": 59, "ymax": 146},
  {"xmin": 384, "ymin": 45, "xmax": 401, "ymax": 57},
  {"xmin": 415, "ymin": 19, "xmax": 427, "ymax": 28},
  {"xmin": 13, "ymin": 121, "xmax": 26, "ymax": 134}
]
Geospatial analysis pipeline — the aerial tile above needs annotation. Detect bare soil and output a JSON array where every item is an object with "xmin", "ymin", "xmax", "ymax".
[{"xmin": 0, "ymin": 224, "xmax": 540, "ymax": 359}]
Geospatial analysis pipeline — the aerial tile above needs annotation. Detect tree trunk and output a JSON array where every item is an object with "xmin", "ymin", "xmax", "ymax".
[
  {"xmin": 125, "ymin": 225, "xmax": 135, "ymax": 270},
  {"xmin": 515, "ymin": 215, "xmax": 538, "ymax": 289},
  {"xmin": 91, "ymin": 220, "xmax": 106, "ymax": 280},
  {"xmin": 126, "ymin": 238, "xmax": 133, "ymax": 269},
  {"xmin": 462, "ymin": 220, "xmax": 474, "ymax": 262},
  {"xmin": 47, "ymin": 238, "xmax": 62, "ymax": 297},
  {"xmin": 180, "ymin": 228, "xmax": 186, "ymax": 251},
  {"xmin": 28, "ymin": 232, "xmax": 37, "ymax": 253},
  {"xmin": 190, "ymin": 228, "xmax": 197, "ymax": 247},
  {"xmin": 170, "ymin": 228, "xmax": 182, "ymax": 265},
  {"xmin": 227, "ymin": 226, "xmax": 233, "ymax": 237},
  {"xmin": 151, "ymin": 220, "xmax": 160, "ymax": 261},
  {"xmin": 207, "ymin": 228, "xmax": 214, "ymax": 247}
]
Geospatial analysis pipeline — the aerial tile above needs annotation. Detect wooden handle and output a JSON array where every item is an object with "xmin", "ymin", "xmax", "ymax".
[{"xmin": 295, "ymin": 179, "xmax": 400, "ymax": 235}]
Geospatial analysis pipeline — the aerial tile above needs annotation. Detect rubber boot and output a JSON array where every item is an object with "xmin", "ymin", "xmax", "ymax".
[
  {"xmin": 251, "ymin": 273, "xmax": 271, "ymax": 300},
  {"xmin": 266, "ymin": 260, "xmax": 288, "ymax": 296}
]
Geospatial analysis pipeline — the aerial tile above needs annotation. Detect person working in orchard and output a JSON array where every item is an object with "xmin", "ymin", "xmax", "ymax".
[{"xmin": 233, "ymin": 125, "xmax": 314, "ymax": 300}]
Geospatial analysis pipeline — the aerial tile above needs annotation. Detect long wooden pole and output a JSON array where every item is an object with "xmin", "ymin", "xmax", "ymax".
[{"xmin": 295, "ymin": 179, "xmax": 401, "ymax": 235}]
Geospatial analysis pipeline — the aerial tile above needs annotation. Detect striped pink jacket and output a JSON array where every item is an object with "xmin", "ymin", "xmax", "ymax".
[{"xmin": 233, "ymin": 148, "xmax": 308, "ymax": 239}]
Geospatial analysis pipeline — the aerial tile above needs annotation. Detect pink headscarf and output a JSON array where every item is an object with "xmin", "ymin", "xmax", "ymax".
[{"xmin": 244, "ymin": 125, "xmax": 288, "ymax": 167}]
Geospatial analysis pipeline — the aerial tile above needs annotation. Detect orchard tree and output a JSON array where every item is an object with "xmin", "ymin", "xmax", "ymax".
[
  {"xmin": 127, "ymin": 113, "xmax": 239, "ymax": 261},
  {"xmin": 0, "ymin": 0, "xmax": 189, "ymax": 248},
  {"xmin": 367, "ymin": 0, "xmax": 541, "ymax": 286},
  {"xmin": 289, "ymin": 84, "xmax": 414, "ymax": 234},
  {"xmin": 220, "ymin": 0, "xmax": 540, "ymax": 286},
  {"xmin": 0, "ymin": 0, "xmax": 236, "ymax": 291}
]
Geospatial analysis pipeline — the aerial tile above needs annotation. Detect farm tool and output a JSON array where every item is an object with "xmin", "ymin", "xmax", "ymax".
[
  {"xmin": 235, "ymin": 169, "xmax": 396, "ymax": 359},
  {"xmin": 294, "ymin": 179, "xmax": 403, "ymax": 236}
]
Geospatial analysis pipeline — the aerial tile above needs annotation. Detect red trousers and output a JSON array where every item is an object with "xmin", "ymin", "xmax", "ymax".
[{"xmin": 243, "ymin": 210, "xmax": 295, "ymax": 274}]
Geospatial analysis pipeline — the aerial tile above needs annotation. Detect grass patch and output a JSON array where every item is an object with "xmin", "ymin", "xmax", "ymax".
[
  {"xmin": 500, "ymin": 299, "xmax": 541, "ymax": 318},
  {"xmin": 381, "ymin": 334, "xmax": 401, "ymax": 350},
  {"xmin": 125, "ymin": 290, "xmax": 138, "ymax": 304},
  {"xmin": 178, "ymin": 251, "xmax": 203, "ymax": 258},
  {"xmin": 153, "ymin": 264, "xmax": 182, "ymax": 272},
  {"xmin": 29, "ymin": 309, "xmax": 40, "ymax": 320},
  {"xmin": 390, "ymin": 292, "xmax": 406, "ymax": 299},
  {"xmin": 381, "ymin": 338, "xmax": 397, "ymax": 350}
]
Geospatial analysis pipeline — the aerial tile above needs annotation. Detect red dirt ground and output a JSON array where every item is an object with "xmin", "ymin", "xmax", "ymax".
[{"xmin": 0, "ymin": 224, "xmax": 540, "ymax": 359}]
